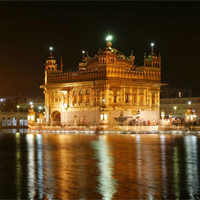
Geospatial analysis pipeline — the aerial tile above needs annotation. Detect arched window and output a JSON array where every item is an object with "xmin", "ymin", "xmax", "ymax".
[{"xmin": 125, "ymin": 94, "xmax": 129, "ymax": 103}]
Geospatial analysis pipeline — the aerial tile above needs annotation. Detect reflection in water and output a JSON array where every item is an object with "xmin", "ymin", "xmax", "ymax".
[
  {"xmin": 57, "ymin": 135, "xmax": 70, "ymax": 200},
  {"xmin": 43, "ymin": 137, "xmax": 55, "ymax": 199},
  {"xmin": 136, "ymin": 135, "xmax": 159, "ymax": 199},
  {"xmin": 136, "ymin": 135, "xmax": 142, "ymax": 199},
  {"xmin": 160, "ymin": 135, "xmax": 167, "ymax": 198},
  {"xmin": 185, "ymin": 136, "xmax": 199, "ymax": 198},
  {"xmin": 26, "ymin": 134, "xmax": 36, "ymax": 199},
  {"xmin": 36, "ymin": 134, "xmax": 44, "ymax": 199},
  {"xmin": 2, "ymin": 132, "xmax": 200, "ymax": 199},
  {"xmin": 15, "ymin": 132, "xmax": 22, "ymax": 199},
  {"xmin": 92, "ymin": 136, "xmax": 117, "ymax": 200},
  {"xmin": 173, "ymin": 146, "xmax": 180, "ymax": 199}
]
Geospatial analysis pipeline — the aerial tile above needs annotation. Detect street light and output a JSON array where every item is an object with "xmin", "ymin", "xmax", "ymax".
[
  {"xmin": 169, "ymin": 111, "xmax": 172, "ymax": 127},
  {"xmin": 161, "ymin": 109, "xmax": 165, "ymax": 120},
  {"xmin": 174, "ymin": 106, "xmax": 177, "ymax": 113},
  {"xmin": 39, "ymin": 106, "xmax": 42, "ymax": 110},
  {"xmin": 17, "ymin": 105, "xmax": 20, "ymax": 112},
  {"xmin": 161, "ymin": 109, "xmax": 165, "ymax": 127}
]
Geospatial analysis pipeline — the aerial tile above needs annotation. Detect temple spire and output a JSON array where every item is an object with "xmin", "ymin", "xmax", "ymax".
[
  {"xmin": 82, "ymin": 50, "xmax": 85, "ymax": 59},
  {"xmin": 151, "ymin": 43, "xmax": 154, "ymax": 54},
  {"xmin": 106, "ymin": 35, "xmax": 112, "ymax": 48},
  {"xmin": 49, "ymin": 47, "xmax": 53, "ymax": 56}
]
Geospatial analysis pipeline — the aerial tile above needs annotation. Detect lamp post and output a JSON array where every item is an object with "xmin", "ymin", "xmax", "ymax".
[
  {"xmin": 27, "ymin": 106, "xmax": 35, "ymax": 125},
  {"xmin": 169, "ymin": 111, "xmax": 172, "ymax": 127},
  {"xmin": 39, "ymin": 106, "xmax": 42, "ymax": 111},
  {"xmin": 161, "ymin": 109, "xmax": 165, "ymax": 126},
  {"xmin": 17, "ymin": 105, "xmax": 20, "ymax": 112},
  {"xmin": 136, "ymin": 109, "xmax": 140, "ymax": 126},
  {"xmin": 174, "ymin": 106, "xmax": 177, "ymax": 114}
]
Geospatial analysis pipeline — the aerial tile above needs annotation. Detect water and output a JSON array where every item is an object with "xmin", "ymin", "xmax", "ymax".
[{"xmin": 0, "ymin": 129, "xmax": 200, "ymax": 199}]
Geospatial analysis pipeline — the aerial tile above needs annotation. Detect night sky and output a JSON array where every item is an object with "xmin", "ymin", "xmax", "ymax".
[{"xmin": 0, "ymin": 2, "xmax": 200, "ymax": 97}]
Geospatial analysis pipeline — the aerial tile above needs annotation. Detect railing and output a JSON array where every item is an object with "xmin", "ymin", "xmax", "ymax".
[{"xmin": 47, "ymin": 68, "xmax": 161, "ymax": 83}]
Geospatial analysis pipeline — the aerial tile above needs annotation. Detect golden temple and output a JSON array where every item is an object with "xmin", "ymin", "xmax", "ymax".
[{"xmin": 40, "ymin": 37, "xmax": 164, "ymax": 127}]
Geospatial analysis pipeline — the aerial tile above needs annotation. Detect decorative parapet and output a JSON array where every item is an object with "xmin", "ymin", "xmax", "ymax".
[{"xmin": 47, "ymin": 67, "xmax": 161, "ymax": 83}]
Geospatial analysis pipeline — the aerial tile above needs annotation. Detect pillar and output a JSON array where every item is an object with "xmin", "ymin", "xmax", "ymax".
[
  {"xmin": 143, "ymin": 88, "xmax": 146, "ymax": 106},
  {"xmin": 45, "ymin": 89, "xmax": 50, "ymax": 125},
  {"xmin": 130, "ymin": 87, "xmax": 132, "ymax": 102},
  {"xmin": 149, "ymin": 89, "xmax": 152, "ymax": 111},
  {"xmin": 137, "ymin": 88, "xmax": 139, "ymax": 106}
]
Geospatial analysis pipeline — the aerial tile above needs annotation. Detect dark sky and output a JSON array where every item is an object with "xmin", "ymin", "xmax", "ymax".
[{"xmin": 0, "ymin": 2, "xmax": 200, "ymax": 97}]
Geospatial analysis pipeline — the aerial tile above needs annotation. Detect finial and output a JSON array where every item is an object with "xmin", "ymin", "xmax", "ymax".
[
  {"xmin": 106, "ymin": 35, "xmax": 112, "ymax": 48},
  {"xmin": 87, "ymin": 51, "xmax": 89, "ymax": 57},
  {"xmin": 131, "ymin": 50, "xmax": 133, "ymax": 57},
  {"xmin": 49, "ymin": 47, "xmax": 53, "ymax": 56},
  {"xmin": 82, "ymin": 50, "xmax": 85, "ymax": 58},
  {"xmin": 151, "ymin": 43, "xmax": 154, "ymax": 53}
]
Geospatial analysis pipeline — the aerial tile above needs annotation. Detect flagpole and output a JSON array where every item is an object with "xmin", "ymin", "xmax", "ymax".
[{"xmin": 61, "ymin": 56, "xmax": 63, "ymax": 72}]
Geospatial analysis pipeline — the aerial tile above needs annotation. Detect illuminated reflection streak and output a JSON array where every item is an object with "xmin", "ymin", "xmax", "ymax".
[
  {"xmin": 173, "ymin": 146, "xmax": 180, "ymax": 199},
  {"xmin": 160, "ymin": 135, "xmax": 167, "ymax": 198},
  {"xmin": 26, "ymin": 134, "xmax": 36, "ymax": 199},
  {"xmin": 136, "ymin": 135, "xmax": 142, "ymax": 199},
  {"xmin": 16, "ymin": 132, "xmax": 22, "ymax": 199},
  {"xmin": 92, "ymin": 136, "xmax": 117, "ymax": 200},
  {"xmin": 184, "ymin": 136, "xmax": 199, "ymax": 198},
  {"xmin": 36, "ymin": 134, "xmax": 44, "ymax": 199},
  {"xmin": 44, "ymin": 139, "xmax": 55, "ymax": 199},
  {"xmin": 57, "ymin": 135, "xmax": 69, "ymax": 200},
  {"xmin": 136, "ymin": 135, "xmax": 156, "ymax": 199}
]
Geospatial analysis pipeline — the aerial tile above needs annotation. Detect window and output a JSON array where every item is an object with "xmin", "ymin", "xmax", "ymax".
[
  {"xmin": 185, "ymin": 92, "xmax": 189, "ymax": 97},
  {"xmin": 114, "ymin": 96, "xmax": 117, "ymax": 103},
  {"xmin": 171, "ymin": 92, "xmax": 175, "ymax": 97}
]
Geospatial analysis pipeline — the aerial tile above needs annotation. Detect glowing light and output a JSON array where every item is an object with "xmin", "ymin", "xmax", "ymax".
[
  {"xmin": 30, "ymin": 102, "xmax": 33, "ymax": 105},
  {"xmin": 151, "ymin": 43, "xmax": 154, "ymax": 47},
  {"xmin": 17, "ymin": 105, "xmax": 20, "ymax": 108},
  {"xmin": 102, "ymin": 98, "xmax": 105, "ymax": 102},
  {"xmin": 104, "ymin": 114, "xmax": 108, "ymax": 120},
  {"xmin": 174, "ymin": 106, "xmax": 177, "ymax": 110},
  {"xmin": 100, "ymin": 114, "xmax": 103, "ymax": 120},
  {"xmin": 31, "ymin": 115, "xmax": 34, "ymax": 121},
  {"xmin": 49, "ymin": 47, "xmax": 53, "ymax": 50},
  {"xmin": 188, "ymin": 101, "xmax": 191, "ymax": 105},
  {"xmin": 106, "ymin": 35, "xmax": 112, "ymax": 41},
  {"xmin": 39, "ymin": 106, "xmax": 42, "ymax": 110},
  {"xmin": 28, "ymin": 115, "xmax": 30, "ymax": 120},
  {"xmin": 82, "ymin": 50, "xmax": 85, "ymax": 54}
]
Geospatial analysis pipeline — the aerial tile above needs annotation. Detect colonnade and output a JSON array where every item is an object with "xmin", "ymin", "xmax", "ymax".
[{"xmin": 46, "ymin": 86, "xmax": 160, "ymax": 109}]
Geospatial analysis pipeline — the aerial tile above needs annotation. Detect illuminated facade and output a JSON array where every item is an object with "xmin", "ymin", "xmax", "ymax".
[{"xmin": 40, "ymin": 38, "xmax": 164, "ymax": 126}]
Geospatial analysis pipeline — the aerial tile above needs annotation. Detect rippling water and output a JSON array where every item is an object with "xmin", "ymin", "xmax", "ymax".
[{"xmin": 0, "ymin": 129, "xmax": 200, "ymax": 199}]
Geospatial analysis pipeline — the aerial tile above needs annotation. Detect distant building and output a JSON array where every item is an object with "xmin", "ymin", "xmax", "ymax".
[
  {"xmin": 41, "ymin": 37, "xmax": 166, "ymax": 126},
  {"xmin": 160, "ymin": 97, "xmax": 200, "ymax": 119},
  {"xmin": 160, "ymin": 86, "xmax": 192, "ymax": 98},
  {"xmin": 0, "ymin": 95, "xmax": 44, "ymax": 112}
]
